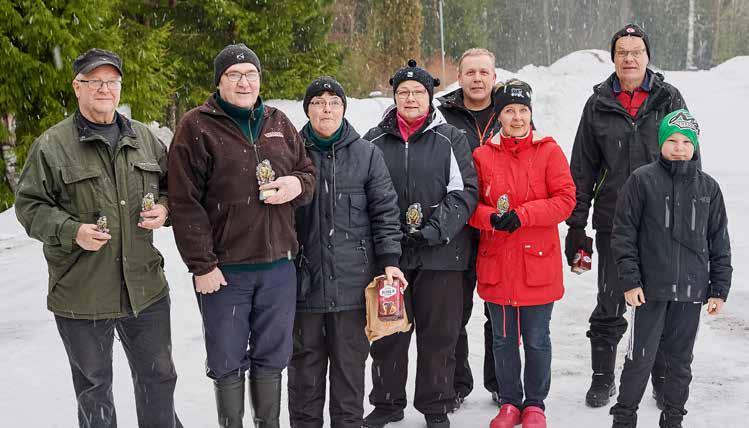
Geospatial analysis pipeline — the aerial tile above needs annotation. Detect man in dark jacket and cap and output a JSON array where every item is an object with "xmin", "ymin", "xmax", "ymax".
[
  {"xmin": 288, "ymin": 76, "xmax": 404, "ymax": 428},
  {"xmin": 168, "ymin": 43, "xmax": 315, "ymax": 428},
  {"xmin": 363, "ymin": 60, "xmax": 478, "ymax": 428},
  {"xmin": 15, "ymin": 48, "xmax": 181, "ymax": 427},
  {"xmin": 565, "ymin": 24, "xmax": 688, "ymax": 409}
]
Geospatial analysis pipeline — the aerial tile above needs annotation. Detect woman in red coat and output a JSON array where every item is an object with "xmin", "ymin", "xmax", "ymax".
[{"xmin": 469, "ymin": 80, "xmax": 576, "ymax": 428}]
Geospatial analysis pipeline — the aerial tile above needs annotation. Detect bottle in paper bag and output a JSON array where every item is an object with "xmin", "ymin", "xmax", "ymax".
[{"xmin": 376, "ymin": 277, "xmax": 404, "ymax": 321}]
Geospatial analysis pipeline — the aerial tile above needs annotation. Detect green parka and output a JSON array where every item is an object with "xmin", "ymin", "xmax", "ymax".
[{"xmin": 15, "ymin": 111, "xmax": 169, "ymax": 319}]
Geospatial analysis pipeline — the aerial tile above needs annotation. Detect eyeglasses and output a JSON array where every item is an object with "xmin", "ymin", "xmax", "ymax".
[
  {"xmin": 395, "ymin": 89, "xmax": 428, "ymax": 100},
  {"xmin": 76, "ymin": 79, "xmax": 122, "ymax": 90},
  {"xmin": 615, "ymin": 49, "xmax": 646, "ymax": 59},
  {"xmin": 309, "ymin": 99, "xmax": 344, "ymax": 109},
  {"xmin": 224, "ymin": 71, "xmax": 260, "ymax": 82}
]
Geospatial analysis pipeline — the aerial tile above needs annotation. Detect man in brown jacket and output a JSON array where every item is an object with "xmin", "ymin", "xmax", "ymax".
[{"xmin": 168, "ymin": 43, "xmax": 315, "ymax": 428}]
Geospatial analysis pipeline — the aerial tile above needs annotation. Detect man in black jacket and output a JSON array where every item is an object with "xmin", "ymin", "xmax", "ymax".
[
  {"xmin": 437, "ymin": 48, "xmax": 501, "ymax": 409},
  {"xmin": 609, "ymin": 109, "xmax": 731, "ymax": 428},
  {"xmin": 363, "ymin": 60, "xmax": 478, "ymax": 428},
  {"xmin": 288, "ymin": 76, "xmax": 404, "ymax": 428},
  {"xmin": 565, "ymin": 24, "xmax": 688, "ymax": 408}
]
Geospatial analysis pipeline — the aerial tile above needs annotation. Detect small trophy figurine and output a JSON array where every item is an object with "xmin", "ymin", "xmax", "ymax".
[
  {"xmin": 140, "ymin": 193, "xmax": 155, "ymax": 223},
  {"xmin": 256, "ymin": 159, "xmax": 277, "ymax": 201},
  {"xmin": 405, "ymin": 203, "xmax": 423, "ymax": 233},
  {"xmin": 496, "ymin": 194, "xmax": 510, "ymax": 216},
  {"xmin": 96, "ymin": 215, "xmax": 109, "ymax": 233}
]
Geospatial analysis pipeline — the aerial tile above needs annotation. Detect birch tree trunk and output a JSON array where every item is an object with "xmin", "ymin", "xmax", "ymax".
[
  {"xmin": 687, "ymin": 0, "xmax": 696, "ymax": 69},
  {"xmin": 1, "ymin": 113, "xmax": 19, "ymax": 194}
]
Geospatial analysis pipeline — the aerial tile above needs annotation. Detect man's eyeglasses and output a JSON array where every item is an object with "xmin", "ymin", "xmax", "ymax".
[
  {"xmin": 76, "ymin": 79, "xmax": 122, "ymax": 90},
  {"xmin": 309, "ymin": 99, "xmax": 344, "ymax": 109},
  {"xmin": 395, "ymin": 89, "xmax": 428, "ymax": 100},
  {"xmin": 615, "ymin": 49, "xmax": 646, "ymax": 59},
  {"xmin": 224, "ymin": 71, "xmax": 260, "ymax": 83}
]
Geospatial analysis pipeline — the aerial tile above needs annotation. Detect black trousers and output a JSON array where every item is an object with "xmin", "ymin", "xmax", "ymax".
[
  {"xmin": 613, "ymin": 301, "xmax": 701, "ymax": 422},
  {"xmin": 55, "ymin": 296, "xmax": 182, "ymax": 428},
  {"xmin": 288, "ymin": 310, "xmax": 370, "ymax": 428},
  {"xmin": 453, "ymin": 272, "xmax": 476, "ymax": 398},
  {"xmin": 484, "ymin": 303, "xmax": 498, "ymax": 394},
  {"xmin": 369, "ymin": 269, "xmax": 463, "ymax": 415},
  {"xmin": 588, "ymin": 233, "xmax": 666, "ymax": 382}
]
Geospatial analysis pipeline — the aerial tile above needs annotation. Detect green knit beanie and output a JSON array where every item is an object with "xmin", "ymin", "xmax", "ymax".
[{"xmin": 658, "ymin": 109, "xmax": 700, "ymax": 148}]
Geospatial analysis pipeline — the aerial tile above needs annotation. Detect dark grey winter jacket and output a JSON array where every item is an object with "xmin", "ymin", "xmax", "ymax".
[
  {"xmin": 364, "ymin": 107, "xmax": 478, "ymax": 271},
  {"xmin": 567, "ymin": 70, "xmax": 687, "ymax": 233},
  {"xmin": 611, "ymin": 155, "xmax": 732, "ymax": 302},
  {"xmin": 295, "ymin": 120, "xmax": 402, "ymax": 313}
]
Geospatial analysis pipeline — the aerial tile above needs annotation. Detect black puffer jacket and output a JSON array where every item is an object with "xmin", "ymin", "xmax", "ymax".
[
  {"xmin": 295, "ymin": 119, "xmax": 402, "ymax": 313},
  {"xmin": 437, "ymin": 88, "xmax": 500, "ymax": 151},
  {"xmin": 611, "ymin": 155, "xmax": 731, "ymax": 302},
  {"xmin": 364, "ymin": 107, "xmax": 478, "ymax": 271},
  {"xmin": 567, "ymin": 70, "xmax": 687, "ymax": 232}
]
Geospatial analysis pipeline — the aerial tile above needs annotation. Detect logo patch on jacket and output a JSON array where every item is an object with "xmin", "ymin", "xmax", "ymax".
[{"xmin": 264, "ymin": 131, "xmax": 284, "ymax": 138}]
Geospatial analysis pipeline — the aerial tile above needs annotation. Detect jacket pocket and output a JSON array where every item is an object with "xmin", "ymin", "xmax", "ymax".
[
  {"xmin": 522, "ymin": 242, "xmax": 556, "ymax": 286},
  {"xmin": 476, "ymin": 243, "xmax": 502, "ymax": 285},
  {"xmin": 60, "ymin": 166, "xmax": 102, "ymax": 213},
  {"xmin": 349, "ymin": 193, "xmax": 369, "ymax": 228},
  {"xmin": 132, "ymin": 160, "xmax": 161, "ymax": 200}
]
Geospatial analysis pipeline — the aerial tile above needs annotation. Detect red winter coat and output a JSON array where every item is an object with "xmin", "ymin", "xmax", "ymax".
[{"xmin": 469, "ymin": 130, "xmax": 576, "ymax": 307}]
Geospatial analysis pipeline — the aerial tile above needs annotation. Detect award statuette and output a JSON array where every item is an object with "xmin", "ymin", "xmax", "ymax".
[
  {"xmin": 140, "ymin": 192, "xmax": 155, "ymax": 223},
  {"xmin": 405, "ymin": 203, "xmax": 423, "ymax": 233},
  {"xmin": 256, "ymin": 159, "xmax": 277, "ymax": 201},
  {"xmin": 496, "ymin": 194, "xmax": 510, "ymax": 216},
  {"xmin": 96, "ymin": 215, "xmax": 108, "ymax": 233}
]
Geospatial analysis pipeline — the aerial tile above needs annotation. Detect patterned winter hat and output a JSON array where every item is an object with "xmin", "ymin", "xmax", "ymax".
[
  {"xmin": 493, "ymin": 79, "xmax": 533, "ymax": 113},
  {"xmin": 390, "ymin": 59, "xmax": 440, "ymax": 104},
  {"xmin": 658, "ymin": 109, "xmax": 700, "ymax": 148}
]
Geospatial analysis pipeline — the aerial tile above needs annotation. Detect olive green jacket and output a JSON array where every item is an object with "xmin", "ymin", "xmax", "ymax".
[{"xmin": 15, "ymin": 111, "xmax": 169, "ymax": 319}]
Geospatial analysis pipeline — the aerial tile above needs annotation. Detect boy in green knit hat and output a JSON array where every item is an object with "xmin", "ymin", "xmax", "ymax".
[{"xmin": 609, "ymin": 109, "xmax": 732, "ymax": 428}]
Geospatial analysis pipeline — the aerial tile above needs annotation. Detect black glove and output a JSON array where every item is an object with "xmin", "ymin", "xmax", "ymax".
[
  {"xmin": 401, "ymin": 230, "xmax": 428, "ymax": 248},
  {"xmin": 564, "ymin": 227, "xmax": 593, "ymax": 266},
  {"xmin": 490, "ymin": 211, "xmax": 521, "ymax": 233}
]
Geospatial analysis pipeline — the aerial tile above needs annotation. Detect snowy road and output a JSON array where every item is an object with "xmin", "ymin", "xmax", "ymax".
[{"xmin": 1, "ymin": 51, "xmax": 747, "ymax": 427}]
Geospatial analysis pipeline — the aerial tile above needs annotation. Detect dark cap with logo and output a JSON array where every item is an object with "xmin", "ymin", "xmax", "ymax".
[
  {"xmin": 610, "ymin": 23, "xmax": 651, "ymax": 61},
  {"xmin": 303, "ymin": 76, "xmax": 347, "ymax": 117},
  {"xmin": 73, "ymin": 48, "xmax": 123, "ymax": 77}
]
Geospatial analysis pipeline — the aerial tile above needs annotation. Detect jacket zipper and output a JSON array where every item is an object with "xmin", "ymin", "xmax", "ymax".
[
  {"xmin": 404, "ymin": 140, "xmax": 410, "ymax": 203},
  {"xmin": 691, "ymin": 198, "xmax": 696, "ymax": 231},
  {"xmin": 593, "ymin": 169, "xmax": 609, "ymax": 202},
  {"xmin": 664, "ymin": 195, "xmax": 670, "ymax": 229},
  {"xmin": 247, "ymin": 111, "xmax": 273, "ymax": 255}
]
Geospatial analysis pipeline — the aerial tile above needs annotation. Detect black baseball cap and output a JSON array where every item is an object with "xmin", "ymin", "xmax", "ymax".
[{"xmin": 73, "ymin": 48, "xmax": 123, "ymax": 76}]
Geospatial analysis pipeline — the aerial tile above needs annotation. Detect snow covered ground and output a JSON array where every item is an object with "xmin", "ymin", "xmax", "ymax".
[{"xmin": 1, "ymin": 50, "xmax": 747, "ymax": 427}]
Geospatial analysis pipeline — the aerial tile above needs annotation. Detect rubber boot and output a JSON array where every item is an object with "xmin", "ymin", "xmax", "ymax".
[
  {"xmin": 215, "ymin": 374, "xmax": 245, "ymax": 428},
  {"xmin": 586, "ymin": 340, "xmax": 617, "ymax": 408},
  {"xmin": 249, "ymin": 373, "xmax": 281, "ymax": 428}
]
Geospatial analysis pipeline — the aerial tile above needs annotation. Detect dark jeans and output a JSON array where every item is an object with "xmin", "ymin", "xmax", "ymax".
[
  {"xmin": 288, "ymin": 310, "xmax": 370, "ymax": 428},
  {"xmin": 369, "ymin": 269, "xmax": 463, "ymax": 415},
  {"xmin": 453, "ymin": 272, "xmax": 476, "ymax": 398},
  {"xmin": 197, "ymin": 262, "xmax": 297, "ymax": 380},
  {"xmin": 614, "ymin": 301, "xmax": 701, "ymax": 422},
  {"xmin": 55, "ymin": 296, "xmax": 181, "ymax": 428},
  {"xmin": 487, "ymin": 302, "xmax": 553, "ymax": 410}
]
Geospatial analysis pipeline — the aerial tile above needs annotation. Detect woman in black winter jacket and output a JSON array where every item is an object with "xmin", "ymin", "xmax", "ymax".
[
  {"xmin": 287, "ymin": 77, "xmax": 405, "ymax": 428},
  {"xmin": 610, "ymin": 109, "xmax": 732, "ymax": 428}
]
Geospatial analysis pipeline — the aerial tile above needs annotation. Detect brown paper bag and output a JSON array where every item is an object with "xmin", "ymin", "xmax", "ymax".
[{"xmin": 364, "ymin": 275, "xmax": 411, "ymax": 342}]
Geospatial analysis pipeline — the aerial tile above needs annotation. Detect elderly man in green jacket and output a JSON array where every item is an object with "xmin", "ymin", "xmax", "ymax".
[{"xmin": 15, "ymin": 48, "xmax": 181, "ymax": 428}]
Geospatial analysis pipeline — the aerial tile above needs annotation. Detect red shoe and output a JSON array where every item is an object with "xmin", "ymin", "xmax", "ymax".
[
  {"xmin": 521, "ymin": 406, "xmax": 546, "ymax": 428},
  {"xmin": 490, "ymin": 404, "xmax": 522, "ymax": 428}
]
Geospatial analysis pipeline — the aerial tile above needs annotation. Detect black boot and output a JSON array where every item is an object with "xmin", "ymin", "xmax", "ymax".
[
  {"xmin": 425, "ymin": 413, "xmax": 450, "ymax": 428},
  {"xmin": 363, "ymin": 408, "xmax": 404, "ymax": 428},
  {"xmin": 215, "ymin": 375, "xmax": 245, "ymax": 428},
  {"xmin": 249, "ymin": 373, "xmax": 281, "ymax": 428},
  {"xmin": 659, "ymin": 408, "xmax": 685, "ymax": 428},
  {"xmin": 610, "ymin": 405, "xmax": 637, "ymax": 428},
  {"xmin": 586, "ymin": 341, "xmax": 617, "ymax": 408}
]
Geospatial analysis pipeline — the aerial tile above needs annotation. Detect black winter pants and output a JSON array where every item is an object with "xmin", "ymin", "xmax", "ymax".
[
  {"xmin": 453, "ymin": 271, "xmax": 476, "ymax": 399},
  {"xmin": 55, "ymin": 296, "xmax": 182, "ymax": 428},
  {"xmin": 613, "ymin": 301, "xmax": 701, "ymax": 423},
  {"xmin": 589, "ymin": 233, "xmax": 666, "ymax": 383},
  {"xmin": 288, "ymin": 310, "xmax": 370, "ymax": 428},
  {"xmin": 369, "ymin": 269, "xmax": 463, "ymax": 415}
]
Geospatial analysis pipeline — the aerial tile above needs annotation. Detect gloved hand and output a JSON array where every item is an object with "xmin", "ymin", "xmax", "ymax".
[
  {"xmin": 564, "ymin": 227, "xmax": 593, "ymax": 266},
  {"xmin": 401, "ymin": 230, "xmax": 428, "ymax": 248},
  {"xmin": 490, "ymin": 211, "xmax": 521, "ymax": 233}
]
